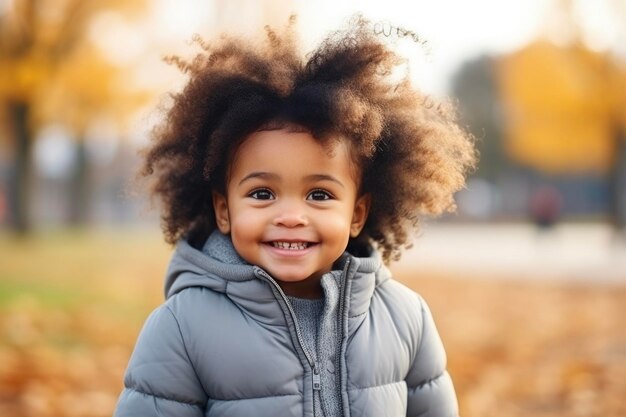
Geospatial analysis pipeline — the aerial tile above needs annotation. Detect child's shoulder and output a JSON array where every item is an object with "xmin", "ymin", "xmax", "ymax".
[
  {"xmin": 373, "ymin": 275, "xmax": 433, "ymax": 328},
  {"xmin": 366, "ymin": 274, "xmax": 443, "ymax": 360},
  {"xmin": 162, "ymin": 285, "xmax": 225, "ymax": 321},
  {"xmin": 356, "ymin": 253, "xmax": 426, "ymax": 313},
  {"xmin": 377, "ymin": 277, "xmax": 425, "ymax": 308}
]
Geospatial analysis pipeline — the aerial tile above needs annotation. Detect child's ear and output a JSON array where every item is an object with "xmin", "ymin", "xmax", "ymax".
[
  {"xmin": 212, "ymin": 192, "xmax": 231, "ymax": 234},
  {"xmin": 350, "ymin": 193, "xmax": 371, "ymax": 238}
]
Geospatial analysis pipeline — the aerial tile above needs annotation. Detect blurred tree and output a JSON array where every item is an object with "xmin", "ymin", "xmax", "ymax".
[
  {"xmin": 496, "ymin": 0, "xmax": 626, "ymax": 230},
  {"xmin": 451, "ymin": 55, "xmax": 505, "ymax": 181},
  {"xmin": 497, "ymin": 41, "xmax": 621, "ymax": 173},
  {"xmin": 0, "ymin": 0, "xmax": 149, "ymax": 232},
  {"xmin": 608, "ymin": 68, "xmax": 626, "ymax": 234},
  {"xmin": 37, "ymin": 44, "xmax": 152, "ymax": 225}
]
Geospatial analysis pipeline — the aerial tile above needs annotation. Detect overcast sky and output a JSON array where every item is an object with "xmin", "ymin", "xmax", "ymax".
[{"xmin": 138, "ymin": 0, "xmax": 624, "ymax": 95}]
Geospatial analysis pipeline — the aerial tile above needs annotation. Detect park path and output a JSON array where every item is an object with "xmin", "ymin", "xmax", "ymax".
[{"xmin": 393, "ymin": 222, "xmax": 626, "ymax": 283}]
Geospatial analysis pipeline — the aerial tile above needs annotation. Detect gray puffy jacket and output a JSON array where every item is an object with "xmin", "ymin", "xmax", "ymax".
[{"xmin": 114, "ymin": 238, "xmax": 458, "ymax": 417}]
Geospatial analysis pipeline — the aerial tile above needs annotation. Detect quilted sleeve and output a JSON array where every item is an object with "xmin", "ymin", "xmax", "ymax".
[
  {"xmin": 113, "ymin": 304, "xmax": 207, "ymax": 417},
  {"xmin": 405, "ymin": 296, "xmax": 459, "ymax": 417}
]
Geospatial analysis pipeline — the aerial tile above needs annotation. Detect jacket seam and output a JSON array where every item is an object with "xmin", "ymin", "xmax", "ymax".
[
  {"xmin": 407, "ymin": 371, "xmax": 446, "ymax": 390},
  {"xmin": 125, "ymin": 386, "xmax": 204, "ymax": 407},
  {"xmin": 348, "ymin": 311, "xmax": 367, "ymax": 319},
  {"xmin": 209, "ymin": 392, "xmax": 302, "ymax": 402},
  {"xmin": 163, "ymin": 304, "xmax": 209, "ymax": 401},
  {"xmin": 349, "ymin": 373, "xmax": 445, "ymax": 392},
  {"xmin": 348, "ymin": 380, "xmax": 405, "ymax": 391}
]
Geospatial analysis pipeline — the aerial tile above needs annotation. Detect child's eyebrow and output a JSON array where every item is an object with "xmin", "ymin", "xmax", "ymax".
[
  {"xmin": 304, "ymin": 174, "xmax": 345, "ymax": 188},
  {"xmin": 237, "ymin": 172, "xmax": 344, "ymax": 188},
  {"xmin": 238, "ymin": 172, "xmax": 279, "ymax": 185}
]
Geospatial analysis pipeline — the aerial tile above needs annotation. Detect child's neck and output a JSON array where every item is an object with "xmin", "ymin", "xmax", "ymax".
[{"xmin": 278, "ymin": 277, "xmax": 324, "ymax": 299}]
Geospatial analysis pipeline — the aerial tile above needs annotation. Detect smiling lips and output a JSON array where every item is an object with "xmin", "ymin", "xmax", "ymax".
[{"xmin": 270, "ymin": 241, "xmax": 313, "ymax": 250}]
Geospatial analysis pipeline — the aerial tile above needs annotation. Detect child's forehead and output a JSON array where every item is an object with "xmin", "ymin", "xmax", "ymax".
[
  {"xmin": 227, "ymin": 128, "xmax": 363, "ymax": 182},
  {"xmin": 235, "ymin": 128, "xmax": 345, "ymax": 159}
]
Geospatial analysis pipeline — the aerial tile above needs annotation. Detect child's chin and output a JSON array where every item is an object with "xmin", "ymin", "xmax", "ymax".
[
  {"xmin": 273, "ymin": 272, "xmax": 311, "ymax": 283},
  {"xmin": 268, "ymin": 267, "xmax": 321, "ymax": 283}
]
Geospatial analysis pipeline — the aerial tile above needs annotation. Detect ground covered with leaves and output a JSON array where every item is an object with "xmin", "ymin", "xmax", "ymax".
[{"xmin": 0, "ymin": 230, "xmax": 624, "ymax": 417}]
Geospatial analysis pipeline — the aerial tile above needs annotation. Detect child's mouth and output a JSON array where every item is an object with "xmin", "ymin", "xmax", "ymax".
[{"xmin": 271, "ymin": 241, "xmax": 311, "ymax": 250}]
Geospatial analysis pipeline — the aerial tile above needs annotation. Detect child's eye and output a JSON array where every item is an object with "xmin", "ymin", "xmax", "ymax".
[
  {"xmin": 248, "ymin": 188, "xmax": 275, "ymax": 200},
  {"xmin": 307, "ymin": 189, "xmax": 333, "ymax": 201}
]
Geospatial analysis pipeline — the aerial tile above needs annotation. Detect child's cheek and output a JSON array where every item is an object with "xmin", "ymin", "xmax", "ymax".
[
  {"xmin": 228, "ymin": 206, "xmax": 266, "ymax": 246},
  {"xmin": 319, "ymin": 214, "xmax": 353, "ymax": 243}
]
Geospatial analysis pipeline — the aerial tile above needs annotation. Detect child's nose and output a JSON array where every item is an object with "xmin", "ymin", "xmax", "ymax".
[{"xmin": 272, "ymin": 201, "xmax": 308, "ymax": 228}]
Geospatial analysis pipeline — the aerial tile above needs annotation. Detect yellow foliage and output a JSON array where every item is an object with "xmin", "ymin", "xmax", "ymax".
[
  {"xmin": 34, "ymin": 45, "xmax": 152, "ymax": 133},
  {"xmin": 497, "ymin": 41, "xmax": 626, "ymax": 173},
  {"xmin": 612, "ymin": 68, "xmax": 626, "ymax": 129},
  {"xmin": 0, "ymin": 52, "xmax": 50, "ymax": 101},
  {"xmin": 0, "ymin": 0, "xmax": 151, "ymax": 140}
]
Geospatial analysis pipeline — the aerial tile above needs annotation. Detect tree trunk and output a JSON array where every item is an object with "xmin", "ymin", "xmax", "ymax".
[
  {"xmin": 6, "ymin": 101, "xmax": 32, "ymax": 234},
  {"xmin": 609, "ymin": 127, "xmax": 626, "ymax": 237},
  {"xmin": 67, "ymin": 139, "xmax": 89, "ymax": 225}
]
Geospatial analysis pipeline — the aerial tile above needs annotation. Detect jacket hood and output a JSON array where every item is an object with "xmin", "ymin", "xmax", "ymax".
[{"xmin": 164, "ymin": 232, "xmax": 255, "ymax": 298}]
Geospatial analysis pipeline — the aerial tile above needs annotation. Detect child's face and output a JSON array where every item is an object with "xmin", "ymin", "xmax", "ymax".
[{"xmin": 213, "ymin": 128, "xmax": 370, "ymax": 296}]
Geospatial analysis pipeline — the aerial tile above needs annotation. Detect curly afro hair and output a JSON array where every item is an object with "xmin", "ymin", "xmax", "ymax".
[{"xmin": 140, "ymin": 15, "xmax": 477, "ymax": 262}]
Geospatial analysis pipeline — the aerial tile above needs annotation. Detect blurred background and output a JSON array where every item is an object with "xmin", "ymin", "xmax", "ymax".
[{"xmin": 1, "ymin": 0, "xmax": 625, "ymax": 416}]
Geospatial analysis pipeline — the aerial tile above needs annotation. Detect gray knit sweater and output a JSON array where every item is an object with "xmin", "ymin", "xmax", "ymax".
[{"xmin": 289, "ymin": 270, "xmax": 342, "ymax": 417}]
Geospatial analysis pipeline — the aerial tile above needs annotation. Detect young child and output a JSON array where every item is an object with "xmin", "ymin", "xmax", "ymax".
[{"xmin": 114, "ymin": 16, "xmax": 476, "ymax": 417}]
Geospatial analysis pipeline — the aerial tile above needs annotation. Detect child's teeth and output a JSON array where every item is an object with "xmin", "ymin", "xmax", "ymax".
[{"xmin": 273, "ymin": 242, "xmax": 308, "ymax": 250}]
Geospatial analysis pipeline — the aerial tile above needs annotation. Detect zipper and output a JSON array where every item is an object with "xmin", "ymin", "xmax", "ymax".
[
  {"xmin": 254, "ymin": 268, "xmax": 321, "ymax": 392},
  {"xmin": 312, "ymin": 367, "xmax": 321, "ymax": 390},
  {"xmin": 336, "ymin": 258, "xmax": 351, "ymax": 416}
]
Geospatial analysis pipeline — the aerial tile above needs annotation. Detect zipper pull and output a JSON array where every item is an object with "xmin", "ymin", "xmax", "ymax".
[{"xmin": 312, "ymin": 365, "xmax": 321, "ymax": 391}]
